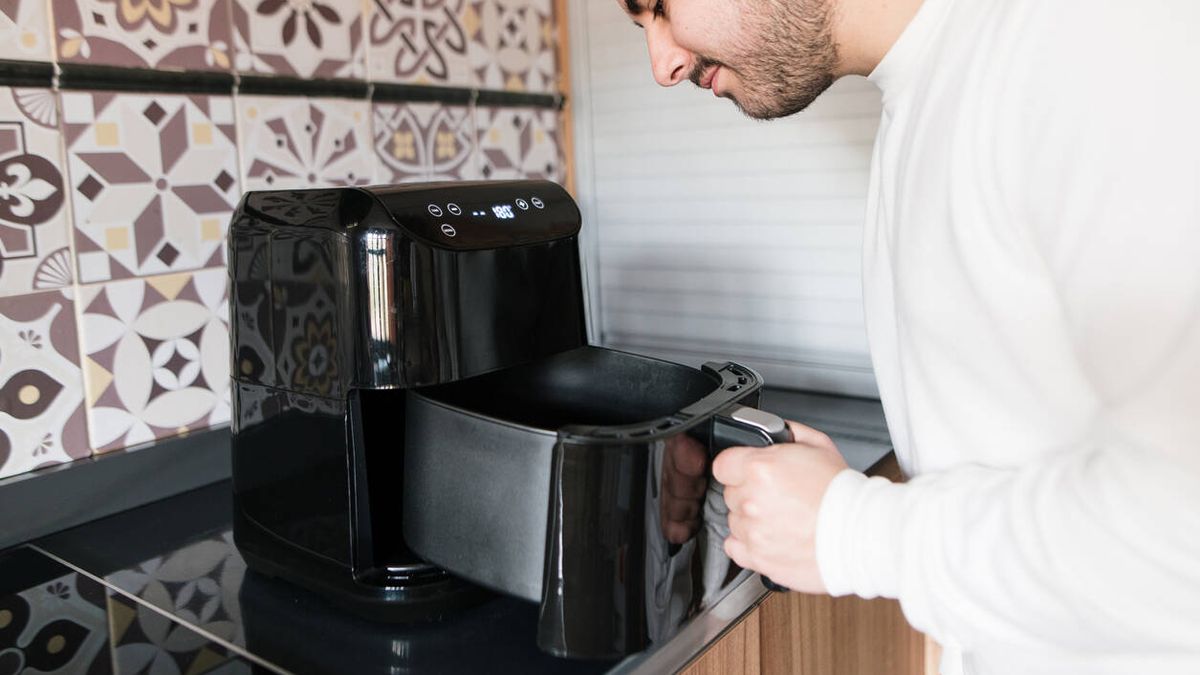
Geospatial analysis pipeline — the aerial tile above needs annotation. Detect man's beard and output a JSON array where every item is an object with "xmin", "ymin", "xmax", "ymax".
[{"xmin": 689, "ymin": 0, "xmax": 838, "ymax": 120}]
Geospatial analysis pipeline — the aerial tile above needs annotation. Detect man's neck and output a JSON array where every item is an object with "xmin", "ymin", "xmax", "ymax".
[{"xmin": 831, "ymin": 0, "xmax": 927, "ymax": 77}]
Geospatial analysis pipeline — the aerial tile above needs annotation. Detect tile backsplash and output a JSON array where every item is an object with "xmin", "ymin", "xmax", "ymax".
[
  {"xmin": 63, "ymin": 91, "xmax": 240, "ymax": 283},
  {"xmin": 0, "ymin": 0, "xmax": 566, "ymax": 480},
  {"xmin": 53, "ymin": 0, "xmax": 235, "ymax": 70}
]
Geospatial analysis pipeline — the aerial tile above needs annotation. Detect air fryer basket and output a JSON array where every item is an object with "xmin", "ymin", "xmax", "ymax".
[{"xmin": 403, "ymin": 345, "xmax": 792, "ymax": 659}]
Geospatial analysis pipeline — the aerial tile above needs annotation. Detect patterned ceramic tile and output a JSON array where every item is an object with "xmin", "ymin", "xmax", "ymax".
[
  {"xmin": 475, "ymin": 105, "xmax": 563, "ymax": 182},
  {"xmin": 53, "ymin": 0, "xmax": 233, "ymax": 71},
  {"xmin": 106, "ymin": 590, "xmax": 252, "ymax": 674},
  {"xmin": 78, "ymin": 268, "xmax": 230, "ymax": 453},
  {"xmin": 0, "ymin": 88, "xmax": 73, "ymax": 297},
  {"xmin": 0, "ymin": 290, "xmax": 89, "ymax": 479},
  {"xmin": 106, "ymin": 530, "xmax": 246, "ymax": 647},
  {"xmin": 368, "ymin": 0, "xmax": 470, "ymax": 86},
  {"xmin": 0, "ymin": 546, "xmax": 253, "ymax": 674},
  {"xmin": 60, "ymin": 92, "xmax": 239, "ymax": 284},
  {"xmin": 237, "ymin": 95, "xmax": 374, "ymax": 191},
  {"xmin": 372, "ymin": 102, "xmax": 477, "ymax": 183},
  {"xmin": 466, "ymin": 0, "xmax": 557, "ymax": 93},
  {"xmin": 231, "ymin": 0, "xmax": 365, "ymax": 78},
  {"xmin": 0, "ymin": 565, "xmax": 112, "ymax": 672},
  {"xmin": 0, "ymin": 0, "xmax": 53, "ymax": 61}
]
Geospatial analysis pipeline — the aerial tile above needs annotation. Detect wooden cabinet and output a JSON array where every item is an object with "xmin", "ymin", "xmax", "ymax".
[
  {"xmin": 683, "ymin": 587, "xmax": 929, "ymax": 675},
  {"xmin": 682, "ymin": 592, "xmax": 926, "ymax": 675}
]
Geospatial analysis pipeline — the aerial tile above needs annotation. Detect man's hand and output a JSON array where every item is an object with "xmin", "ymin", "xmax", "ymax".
[
  {"xmin": 711, "ymin": 420, "xmax": 850, "ymax": 593},
  {"xmin": 660, "ymin": 433, "xmax": 708, "ymax": 544}
]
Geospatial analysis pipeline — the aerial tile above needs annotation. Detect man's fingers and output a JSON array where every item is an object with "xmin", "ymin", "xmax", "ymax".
[
  {"xmin": 723, "ymin": 485, "xmax": 744, "ymax": 513},
  {"xmin": 664, "ymin": 520, "xmax": 699, "ymax": 545},
  {"xmin": 667, "ymin": 436, "xmax": 709, "ymax": 477},
  {"xmin": 665, "ymin": 496, "xmax": 700, "ymax": 523},
  {"xmin": 724, "ymin": 536, "xmax": 752, "ymax": 570},
  {"xmin": 712, "ymin": 445, "xmax": 756, "ymax": 486},
  {"xmin": 665, "ymin": 469, "xmax": 707, "ymax": 500},
  {"xmin": 785, "ymin": 420, "xmax": 836, "ymax": 450}
]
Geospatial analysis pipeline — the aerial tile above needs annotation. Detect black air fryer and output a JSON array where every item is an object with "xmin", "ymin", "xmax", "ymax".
[{"xmin": 228, "ymin": 181, "xmax": 792, "ymax": 659}]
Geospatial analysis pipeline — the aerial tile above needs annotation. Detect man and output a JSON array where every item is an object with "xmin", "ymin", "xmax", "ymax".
[{"xmin": 618, "ymin": 0, "xmax": 1200, "ymax": 673}]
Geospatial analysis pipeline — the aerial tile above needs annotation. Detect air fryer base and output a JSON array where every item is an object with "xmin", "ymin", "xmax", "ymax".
[{"xmin": 233, "ymin": 507, "xmax": 488, "ymax": 624}]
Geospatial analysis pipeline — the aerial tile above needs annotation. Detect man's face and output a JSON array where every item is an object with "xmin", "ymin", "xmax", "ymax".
[{"xmin": 620, "ymin": 0, "xmax": 839, "ymax": 120}]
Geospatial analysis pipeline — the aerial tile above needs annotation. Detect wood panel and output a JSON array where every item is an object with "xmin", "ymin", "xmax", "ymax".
[
  {"xmin": 682, "ymin": 608, "xmax": 762, "ymax": 675},
  {"xmin": 760, "ymin": 592, "xmax": 924, "ymax": 675},
  {"xmin": 682, "ymin": 592, "xmax": 924, "ymax": 675},
  {"xmin": 553, "ymin": 0, "xmax": 576, "ymax": 195}
]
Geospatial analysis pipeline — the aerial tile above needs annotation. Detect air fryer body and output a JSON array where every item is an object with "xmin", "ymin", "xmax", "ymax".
[
  {"xmin": 228, "ymin": 182, "xmax": 586, "ymax": 619},
  {"xmin": 228, "ymin": 181, "xmax": 784, "ymax": 661}
]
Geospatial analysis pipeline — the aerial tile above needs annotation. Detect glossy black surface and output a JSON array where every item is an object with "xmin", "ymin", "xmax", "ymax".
[
  {"xmin": 35, "ymin": 483, "xmax": 614, "ymax": 675},
  {"xmin": 367, "ymin": 181, "xmax": 581, "ymax": 251},
  {"xmin": 0, "ymin": 545, "xmax": 256, "ymax": 674},
  {"xmin": 536, "ymin": 362, "xmax": 782, "ymax": 658},
  {"xmin": 402, "ymin": 344, "xmax": 786, "ymax": 658},
  {"xmin": 227, "ymin": 182, "xmax": 588, "ymax": 630}
]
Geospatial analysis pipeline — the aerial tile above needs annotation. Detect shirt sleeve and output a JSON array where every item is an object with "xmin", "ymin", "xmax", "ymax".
[{"xmin": 816, "ymin": 444, "xmax": 1200, "ymax": 652}]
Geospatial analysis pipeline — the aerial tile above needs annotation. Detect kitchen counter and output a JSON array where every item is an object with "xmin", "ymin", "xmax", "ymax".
[{"xmin": 1, "ymin": 390, "xmax": 892, "ymax": 674}]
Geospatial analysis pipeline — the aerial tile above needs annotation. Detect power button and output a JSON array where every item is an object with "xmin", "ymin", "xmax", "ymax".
[{"xmin": 440, "ymin": 223, "xmax": 457, "ymax": 237}]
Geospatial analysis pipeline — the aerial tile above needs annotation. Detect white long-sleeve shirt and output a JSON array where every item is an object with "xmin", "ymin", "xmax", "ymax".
[{"xmin": 814, "ymin": 1, "xmax": 1200, "ymax": 673}]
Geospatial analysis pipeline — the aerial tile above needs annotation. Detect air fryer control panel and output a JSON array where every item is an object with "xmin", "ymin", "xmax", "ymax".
[{"xmin": 367, "ymin": 181, "xmax": 579, "ymax": 250}]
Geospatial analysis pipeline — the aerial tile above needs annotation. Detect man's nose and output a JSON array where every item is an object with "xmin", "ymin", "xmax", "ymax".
[{"xmin": 645, "ymin": 24, "xmax": 690, "ymax": 86}]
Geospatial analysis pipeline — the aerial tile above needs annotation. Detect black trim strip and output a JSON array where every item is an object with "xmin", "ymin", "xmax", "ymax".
[
  {"xmin": 0, "ymin": 59, "xmax": 54, "ymax": 88},
  {"xmin": 372, "ymin": 81, "xmax": 562, "ymax": 109},
  {"xmin": 239, "ymin": 74, "xmax": 369, "ymax": 99},
  {"xmin": 476, "ymin": 88, "xmax": 563, "ymax": 110},
  {"xmin": 0, "ymin": 59, "xmax": 563, "ymax": 109},
  {"xmin": 372, "ymin": 81, "xmax": 473, "ymax": 105},
  {"xmin": 59, "ymin": 63, "xmax": 235, "ymax": 94}
]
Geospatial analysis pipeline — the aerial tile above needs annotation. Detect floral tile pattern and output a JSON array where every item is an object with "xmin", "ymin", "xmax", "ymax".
[
  {"xmin": 0, "ymin": 290, "xmax": 89, "ymax": 480},
  {"xmin": 106, "ymin": 590, "xmax": 252, "ymax": 674},
  {"xmin": 60, "ymin": 92, "xmax": 239, "ymax": 284},
  {"xmin": 52, "ymin": 0, "xmax": 233, "ymax": 71},
  {"xmin": 0, "ymin": 0, "xmax": 53, "ymax": 61},
  {"xmin": 475, "ymin": 105, "xmax": 563, "ymax": 182},
  {"xmin": 106, "ymin": 530, "xmax": 246, "ymax": 647},
  {"xmin": 466, "ymin": 0, "xmax": 557, "ymax": 93},
  {"xmin": 231, "ymin": 0, "xmax": 365, "ymax": 78},
  {"xmin": 237, "ymin": 95, "xmax": 374, "ymax": 191},
  {"xmin": 368, "ymin": 0, "xmax": 471, "ymax": 86},
  {"xmin": 372, "ymin": 102, "xmax": 477, "ymax": 183},
  {"xmin": 78, "ymin": 268, "xmax": 230, "ymax": 453},
  {"xmin": 0, "ymin": 88, "xmax": 73, "ymax": 297},
  {"xmin": 0, "ymin": 567, "xmax": 112, "ymax": 672}
]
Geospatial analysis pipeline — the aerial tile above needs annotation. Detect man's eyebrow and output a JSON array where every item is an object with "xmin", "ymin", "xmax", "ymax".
[{"xmin": 625, "ymin": 0, "xmax": 646, "ymax": 28}]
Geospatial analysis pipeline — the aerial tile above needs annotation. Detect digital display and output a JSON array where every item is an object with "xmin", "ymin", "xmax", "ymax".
[{"xmin": 492, "ymin": 204, "xmax": 515, "ymax": 219}]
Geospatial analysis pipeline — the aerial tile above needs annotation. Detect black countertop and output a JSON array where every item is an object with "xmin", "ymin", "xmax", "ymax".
[
  {"xmin": 23, "ymin": 481, "xmax": 613, "ymax": 675},
  {"xmin": 1, "ymin": 390, "xmax": 891, "ymax": 675}
]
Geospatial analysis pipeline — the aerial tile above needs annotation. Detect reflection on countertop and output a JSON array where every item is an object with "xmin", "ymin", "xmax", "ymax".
[
  {"xmin": 0, "ymin": 545, "xmax": 257, "ymax": 674},
  {"xmin": 32, "ymin": 482, "xmax": 614, "ymax": 675}
]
